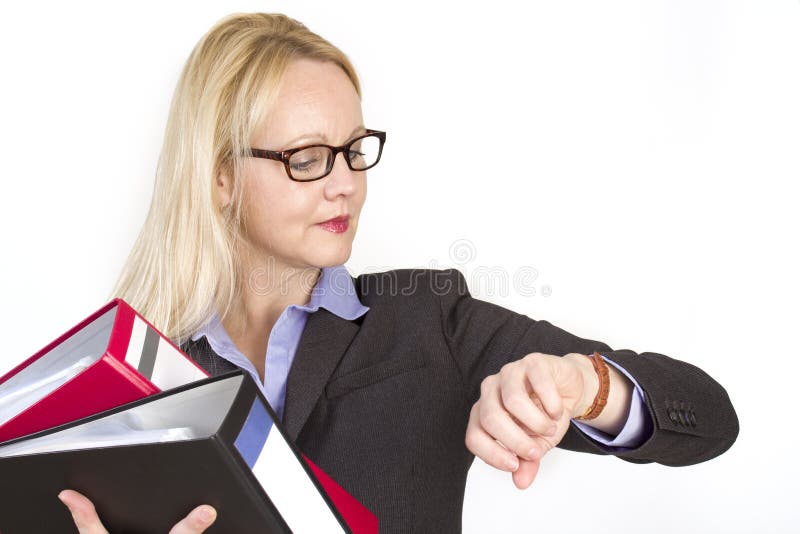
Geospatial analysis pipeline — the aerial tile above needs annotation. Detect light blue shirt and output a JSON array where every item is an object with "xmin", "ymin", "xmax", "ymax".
[
  {"xmin": 191, "ymin": 265, "xmax": 651, "ymax": 448},
  {"xmin": 191, "ymin": 265, "xmax": 369, "ymax": 421},
  {"xmin": 572, "ymin": 358, "xmax": 652, "ymax": 448}
]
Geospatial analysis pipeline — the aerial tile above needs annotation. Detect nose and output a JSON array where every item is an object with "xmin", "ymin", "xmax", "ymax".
[{"xmin": 323, "ymin": 151, "xmax": 360, "ymax": 199}]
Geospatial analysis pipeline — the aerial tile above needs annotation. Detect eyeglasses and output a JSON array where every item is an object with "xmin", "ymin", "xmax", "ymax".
[{"xmin": 247, "ymin": 129, "xmax": 386, "ymax": 182}]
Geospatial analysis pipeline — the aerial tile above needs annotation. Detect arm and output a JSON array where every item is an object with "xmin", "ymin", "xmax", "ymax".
[
  {"xmin": 436, "ymin": 268, "xmax": 739, "ymax": 467},
  {"xmin": 569, "ymin": 356, "xmax": 653, "ymax": 448}
]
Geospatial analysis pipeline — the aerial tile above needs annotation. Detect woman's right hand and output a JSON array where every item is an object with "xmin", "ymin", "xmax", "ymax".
[{"xmin": 58, "ymin": 489, "xmax": 217, "ymax": 533}]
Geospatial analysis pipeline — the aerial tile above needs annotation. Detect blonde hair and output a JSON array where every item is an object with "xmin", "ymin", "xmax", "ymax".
[{"xmin": 110, "ymin": 13, "xmax": 361, "ymax": 344}]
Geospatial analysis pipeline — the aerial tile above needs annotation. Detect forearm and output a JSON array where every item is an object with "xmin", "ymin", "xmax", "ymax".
[{"xmin": 564, "ymin": 353, "xmax": 634, "ymax": 436}]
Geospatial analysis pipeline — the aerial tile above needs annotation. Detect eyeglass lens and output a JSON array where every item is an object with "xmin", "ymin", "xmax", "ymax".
[{"xmin": 288, "ymin": 134, "xmax": 381, "ymax": 180}]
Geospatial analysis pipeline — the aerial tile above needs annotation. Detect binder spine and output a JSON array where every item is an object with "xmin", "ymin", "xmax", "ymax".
[
  {"xmin": 221, "ymin": 378, "xmax": 352, "ymax": 534},
  {"xmin": 211, "ymin": 436, "xmax": 292, "ymax": 533},
  {"xmin": 110, "ymin": 300, "xmax": 208, "ymax": 391}
]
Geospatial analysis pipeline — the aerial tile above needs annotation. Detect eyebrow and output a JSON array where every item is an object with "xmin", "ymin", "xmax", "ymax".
[{"xmin": 282, "ymin": 125, "xmax": 366, "ymax": 148}]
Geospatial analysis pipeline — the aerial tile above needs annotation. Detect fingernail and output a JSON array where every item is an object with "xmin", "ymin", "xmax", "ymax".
[
  {"xmin": 506, "ymin": 456, "xmax": 519, "ymax": 471},
  {"xmin": 527, "ymin": 446, "xmax": 539, "ymax": 460},
  {"xmin": 199, "ymin": 506, "xmax": 216, "ymax": 522}
]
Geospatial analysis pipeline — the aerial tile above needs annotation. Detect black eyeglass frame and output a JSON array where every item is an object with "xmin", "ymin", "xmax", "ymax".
[{"xmin": 247, "ymin": 129, "xmax": 386, "ymax": 182}]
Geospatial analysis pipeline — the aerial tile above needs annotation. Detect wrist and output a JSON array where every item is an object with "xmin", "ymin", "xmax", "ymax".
[{"xmin": 566, "ymin": 353, "xmax": 600, "ymax": 419}]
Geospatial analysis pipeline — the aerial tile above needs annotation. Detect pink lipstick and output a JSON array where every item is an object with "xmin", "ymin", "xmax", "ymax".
[{"xmin": 318, "ymin": 215, "xmax": 349, "ymax": 233}]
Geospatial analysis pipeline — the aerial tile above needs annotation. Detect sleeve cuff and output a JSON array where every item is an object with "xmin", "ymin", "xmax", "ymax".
[{"xmin": 570, "ymin": 355, "xmax": 654, "ymax": 450}]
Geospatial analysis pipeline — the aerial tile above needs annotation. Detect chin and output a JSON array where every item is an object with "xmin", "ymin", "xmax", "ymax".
[{"xmin": 307, "ymin": 244, "xmax": 353, "ymax": 269}]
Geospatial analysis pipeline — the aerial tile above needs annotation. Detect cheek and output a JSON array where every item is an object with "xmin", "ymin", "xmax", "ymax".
[{"xmin": 242, "ymin": 179, "xmax": 317, "ymax": 236}]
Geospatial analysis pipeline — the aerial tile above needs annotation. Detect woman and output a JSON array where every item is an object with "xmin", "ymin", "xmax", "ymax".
[{"xmin": 57, "ymin": 12, "xmax": 738, "ymax": 533}]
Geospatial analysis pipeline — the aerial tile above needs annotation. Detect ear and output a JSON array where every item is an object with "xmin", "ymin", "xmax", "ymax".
[{"xmin": 216, "ymin": 168, "xmax": 233, "ymax": 210}]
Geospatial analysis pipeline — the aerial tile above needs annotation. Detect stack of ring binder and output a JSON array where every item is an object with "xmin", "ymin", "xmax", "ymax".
[{"xmin": 0, "ymin": 300, "xmax": 377, "ymax": 533}]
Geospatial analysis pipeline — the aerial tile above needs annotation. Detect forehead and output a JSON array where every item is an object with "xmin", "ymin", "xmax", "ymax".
[{"xmin": 256, "ymin": 58, "xmax": 363, "ymax": 149}]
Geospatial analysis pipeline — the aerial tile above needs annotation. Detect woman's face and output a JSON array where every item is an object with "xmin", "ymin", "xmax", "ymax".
[{"xmin": 221, "ymin": 58, "xmax": 367, "ymax": 273}]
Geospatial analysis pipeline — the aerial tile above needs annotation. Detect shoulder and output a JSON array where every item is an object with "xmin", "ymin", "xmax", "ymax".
[
  {"xmin": 178, "ymin": 336, "xmax": 239, "ymax": 377},
  {"xmin": 351, "ymin": 267, "xmax": 470, "ymax": 306}
]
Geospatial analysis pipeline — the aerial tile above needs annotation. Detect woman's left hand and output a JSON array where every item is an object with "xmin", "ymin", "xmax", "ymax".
[{"xmin": 464, "ymin": 352, "xmax": 595, "ymax": 490}]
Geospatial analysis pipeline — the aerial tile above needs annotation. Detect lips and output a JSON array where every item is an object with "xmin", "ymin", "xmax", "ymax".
[
  {"xmin": 321, "ymin": 215, "xmax": 349, "ymax": 224},
  {"xmin": 318, "ymin": 215, "xmax": 349, "ymax": 233}
]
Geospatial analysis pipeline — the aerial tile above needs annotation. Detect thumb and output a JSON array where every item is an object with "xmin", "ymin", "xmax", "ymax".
[
  {"xmin": 168, "ymin": 504, "xmax": 218, "ymax": 534},
  {"xmin": 511, "ymin": 457, "xmax": 541, "ymax": 490},
  {"xmin": 58, "ymin": 489, "xmax": 109, "ymax": 534}
]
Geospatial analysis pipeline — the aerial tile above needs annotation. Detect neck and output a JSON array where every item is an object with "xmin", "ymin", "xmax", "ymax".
[{"xmin": 223, "ymin": 252, "xmax": 322, "ymax": 340}]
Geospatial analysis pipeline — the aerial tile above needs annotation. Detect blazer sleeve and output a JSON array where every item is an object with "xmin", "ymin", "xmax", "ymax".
[{"xmin": 434, "ymin": 268, "xmax": 739, "ymax": 467}]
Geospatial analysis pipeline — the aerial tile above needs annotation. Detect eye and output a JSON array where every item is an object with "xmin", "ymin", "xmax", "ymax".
[
  {"xmin": 290, "ymin": 158, "xmax": 319, "ymax": 171},
  {"xmin": 288, "ymin": 146, "xmax": 328, "ymax": 174},
  {"xmin": 348, "ymin": 150, "xmax": 365, "ymax": 163}
]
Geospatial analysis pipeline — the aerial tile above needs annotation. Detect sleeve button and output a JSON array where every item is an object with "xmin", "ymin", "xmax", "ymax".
[{"xmin": 669, "ymin": 410, "xmax": 679, "ymax": 424}]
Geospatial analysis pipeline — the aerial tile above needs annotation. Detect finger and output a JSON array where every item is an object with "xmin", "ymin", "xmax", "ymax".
[
  {"xmin": 512, "ymin": 458, "xmax": 541, "ymax": 490},
  {"xmin": 498, "ymin": 364, "xmax": 558, "ymax": 438},
  {"xmin": 533, "ymin": 419, "xmax": 566, "ymax": 456},
  {"xmin": 465, "ymin": 402, "xmax": 520, "ymax": 472},
  {"xmin": 529, "ymin": 397, "xmax": 567, "ymax": 448},
  {"xmin": 168, "ymin": 504, "xmax": 217, "ymax": 534},
  {"xmin": 479, "ymin": 376, "xmax": 540, "ymax": 460},
  {"xmin": 58, "ymin": 489, "xmax": 108, "ymax": 534},
  {"xmin": 523, "ymin": 355, "xmax": 564, "ymax": 421}
]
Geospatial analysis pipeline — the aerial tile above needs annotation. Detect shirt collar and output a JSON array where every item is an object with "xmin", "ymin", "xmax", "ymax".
[
  {"xmin": 190, "ymin": 264, "xmax": 369, "ymax": 342},
  {"xmin": 304, "ymin": 264, "xmax": 369, "ymax": 319}
]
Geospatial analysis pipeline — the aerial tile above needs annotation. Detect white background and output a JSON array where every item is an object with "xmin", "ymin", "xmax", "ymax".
[{"xmin": 1, "ymin": 1, "xmax": 797, "ymax": 533}]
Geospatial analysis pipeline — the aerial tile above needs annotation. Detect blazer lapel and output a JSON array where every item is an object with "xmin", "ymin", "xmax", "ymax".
[{"xmin": 283, "ymin": 307, "xmax": 360, "ymax": 441}]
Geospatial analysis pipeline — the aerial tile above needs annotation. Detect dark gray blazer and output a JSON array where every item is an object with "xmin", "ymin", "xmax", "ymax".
[{"xmin": 180, "ymin": 268, "xmax": 739, "ymax": 533}]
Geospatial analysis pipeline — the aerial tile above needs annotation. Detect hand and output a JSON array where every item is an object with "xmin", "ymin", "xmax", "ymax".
[
  {"xmin": 464, "ymin": 352, "xmax": 596, "ymax": 490},
  {"xmin": 58, "ymin": 489, "xmax": 217, "ymax": 534}
]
